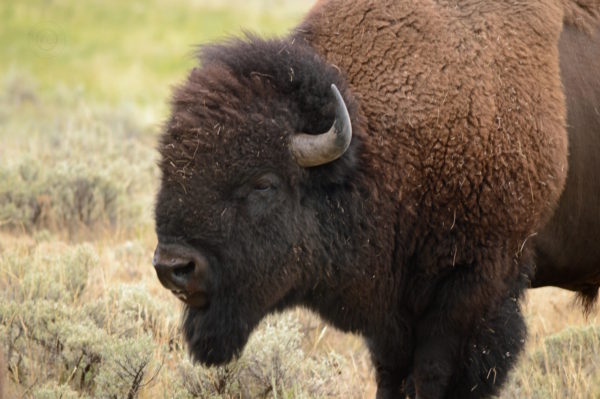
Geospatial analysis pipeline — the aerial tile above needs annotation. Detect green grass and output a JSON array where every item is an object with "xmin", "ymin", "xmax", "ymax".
[{"xmin": 1, "ymin": 0, "xmax": 306, "ymax": 110}]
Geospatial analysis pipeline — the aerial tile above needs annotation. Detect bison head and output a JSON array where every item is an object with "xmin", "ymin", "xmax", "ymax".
[{"xmin": 153, "ymin": 36, "xmax": 361, "ymax": 365}]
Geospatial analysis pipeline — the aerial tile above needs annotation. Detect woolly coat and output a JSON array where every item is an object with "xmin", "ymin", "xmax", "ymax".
[{"xmin": 299, "ymin": 0, "xmax": 568, "ymax": 262}]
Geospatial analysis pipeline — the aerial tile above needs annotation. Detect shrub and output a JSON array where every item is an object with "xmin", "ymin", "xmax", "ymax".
[
  {"xmin": 0, "ymin": 292, "xmax": 161, "ymax": 398},
  {"xmin": 0, "ymin": 242, "xmax": 97, "ymax": 303},
  {"xmin": 1, "ymin": 69, "xmax": 38, "ymax": 106},
  {"xmin": 0, "ymin": 241, "xmax": 171, "ymax": 398},
  {"xmin": 176, "ymin": 313, "xmax": 363, "ymax": 399},
  {"xmin": 94, "ymin": 335, "xmax": 161, "ymax": 399},
  {"xmin": 0, "ymin": 237, "xmax": 368, "ymax": 398},
  {"xmin": 0, "ymin": 299, "xmax": 106, "ymax": 391},
  {"xmin": 0, "ymin": 74, "xmax": 158, "ymax": 237},
  {"xmin": 83, "ymin": 283, "xmax": 176, "ymax": 338},
  {"xmin": 0, "ymin": 154, "xmax": 146, "ymax": 236}
]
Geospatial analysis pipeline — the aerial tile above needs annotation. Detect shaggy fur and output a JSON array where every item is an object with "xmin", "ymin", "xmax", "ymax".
[{"xmin": 153, "ymin": 1, "xmax": 597, "ymax": 398}]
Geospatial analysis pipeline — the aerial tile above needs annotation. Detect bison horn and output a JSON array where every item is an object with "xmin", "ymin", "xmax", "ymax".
[{"xmin": 290, "ymin": 84, "xmax": 352, "ymax": 167}]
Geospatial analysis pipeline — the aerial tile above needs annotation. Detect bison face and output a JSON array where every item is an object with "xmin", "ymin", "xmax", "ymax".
[
  {"xmin": 154, "ymin": 44, "xmax": 357, "ymax": 365},
  {"xmin": 155, "ymin": 168, "xmax": 313, "ymax": 365}
]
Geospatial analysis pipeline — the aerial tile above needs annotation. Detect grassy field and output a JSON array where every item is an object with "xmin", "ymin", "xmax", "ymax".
[{"xmin": 1, "ymin": 0, "xmax": 599, "ymax": 398}]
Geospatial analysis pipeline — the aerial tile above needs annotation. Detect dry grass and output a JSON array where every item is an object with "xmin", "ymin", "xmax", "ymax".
[{"xmin": 499, "ymin": 289, "xmax": 600, "ymax": 399}]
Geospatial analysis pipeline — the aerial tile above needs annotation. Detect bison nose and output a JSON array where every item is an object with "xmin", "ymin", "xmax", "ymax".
[{"xmin": 152, "ymin": 243, "xmax": 209, "ymax": 308}]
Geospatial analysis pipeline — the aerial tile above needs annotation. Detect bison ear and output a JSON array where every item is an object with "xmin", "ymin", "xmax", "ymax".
[{"xmin": 290, "ymin": 84, "xmax": 352, "ymax": 167}]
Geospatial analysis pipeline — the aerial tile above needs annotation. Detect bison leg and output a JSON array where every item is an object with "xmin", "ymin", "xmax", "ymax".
[
  {"xmin": 445, "ymin": 291, "xmax": 526, "ymax": 398},
  {"xmin": 411, "ymin": 329, "xmax": 456, "ymax": 399},
  {"xmin": 405, "ymin": 289, "xmax": 526, "ymax": 399},
  {"xmin": 410, "ymin": 251, "xmax": 530, "ymax": 398},
  {"xmin": 367, "ymin": 328, "xmax": 413, "ymax": 399}
]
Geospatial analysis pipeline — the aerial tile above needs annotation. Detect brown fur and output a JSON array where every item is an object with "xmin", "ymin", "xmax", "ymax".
[
  {"xmin": 297, "ymin": 4, "xmax": 569, "ymax": 366},
  {"xmin": 298, "ymin": 0, "xmax": 568, "ymax": 255}
]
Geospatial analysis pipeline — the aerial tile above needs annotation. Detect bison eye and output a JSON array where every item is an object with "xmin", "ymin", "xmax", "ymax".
[
  {"xmin": 252, "ymin": 174, "xmax": 279, "ymax": 192},
  {"xmin": 241, "ymin": 173, "xmax": 282, "ymax": 216}
]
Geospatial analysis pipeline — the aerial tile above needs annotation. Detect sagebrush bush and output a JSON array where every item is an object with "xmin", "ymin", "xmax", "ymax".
[
  {"xmin": 1, "ymin": 69, "xmax": 39, "ymax": 106},
  {"xmin": 83, "ymin": 283, "xmax": 176, "ymax": 338},
  {"xmin": 0, "ymin": 299, "xmax": 105, "ymax": 390},
  {"xmin": 0, "ymin": 73, "xmax": 158, "ymax": 237},
  {"xmin": 534, "ymin": 325, "xmax": 600, "ymax": 368},
  {"xmin": 94, "ymin": 335, "xmax": 161, "ymax": 399},
  {"xmin": 0, "ymin": 241, "xmax": 164, "ymax": 397},
  {"xmin": 0, "ymin": 161, "xmax": 120, "ymax": 232},
  {"xmin": 176, "ymin": 313, "xmax": 363, "ymax": 399},
  {"xmin": 0, "ymin": 242, "xmax": 97, "ymax": 302},
  {"xmin": 0, "ymin": 296, "xmax": 166, "ymax": 398}
]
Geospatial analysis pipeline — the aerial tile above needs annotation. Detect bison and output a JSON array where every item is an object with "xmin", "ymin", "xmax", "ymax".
[{"xmin": 153, "ymin": 1, "xmax": 598, "ymax": 398}]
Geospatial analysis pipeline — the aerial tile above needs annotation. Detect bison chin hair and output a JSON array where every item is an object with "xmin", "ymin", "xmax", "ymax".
[{"xmin": 182, "ymin": 303, "xmax": 259, "ymax": 366}]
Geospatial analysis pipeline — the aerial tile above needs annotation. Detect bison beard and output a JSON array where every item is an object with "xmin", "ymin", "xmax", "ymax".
[
  {"xmin": 183, "ymin": 304, "xmax": 256, "ymax": 366},
  {"xmin": 152, "ymin": 1, "xmax": 592, "ymax": 398}
]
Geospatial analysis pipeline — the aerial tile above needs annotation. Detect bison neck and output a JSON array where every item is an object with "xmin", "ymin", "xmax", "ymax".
[{"xmin": 297, "ymin": 185, "xmax": 417, "ymax": 335}]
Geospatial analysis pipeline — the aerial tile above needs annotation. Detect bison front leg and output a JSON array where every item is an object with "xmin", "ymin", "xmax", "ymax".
[
  {"xmin": 367, "ymin": 326, "xmax": 414, "ymax": 399},
  {"xmin": 410, "ymin": 251, "xmax": 529, "ymax": 399},
  {"xmin": 410, "ymin": 328, "xmax": 456, "ymax": 399},
  {"xmin": 404, "ymin": 291, "xmax": 526, "ymax": 399},
  {"xmin": 447, "ymin": 289, "xmax": 526, "ymax": 398},
  {"xmin": 410, "ymin": 293, "xmax": 526, "ymax": 398}
]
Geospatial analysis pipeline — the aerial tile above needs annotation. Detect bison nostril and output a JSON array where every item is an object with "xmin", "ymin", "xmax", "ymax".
[
  {"xmin": 154, "ymin": 260, "xmax": 197, "ymax": 291},
  {"xmin": 167, "ymin": 261, "xmax": 196, "ymax": 289},
  {"xmin": 153, "ymin": 244, "xmax": 209, "ymax": 300},
  {"xmin": 173, "ymin": 261, "xmax": 195, "ymax": 279}
]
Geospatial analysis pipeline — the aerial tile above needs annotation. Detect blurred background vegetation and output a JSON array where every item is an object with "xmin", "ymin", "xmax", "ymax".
[
  {"xmin": 1, "ymin": 0, "xmax": 306, "ymax": 107},
  {"xmin": 0, "ymin": 0, "xmax": 599, "ymax": 398}
]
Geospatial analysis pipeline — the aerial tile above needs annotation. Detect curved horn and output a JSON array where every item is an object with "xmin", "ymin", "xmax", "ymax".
[{"xmin": 290, "ymin": 84, "xmax": 352, "ymax": 167}]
